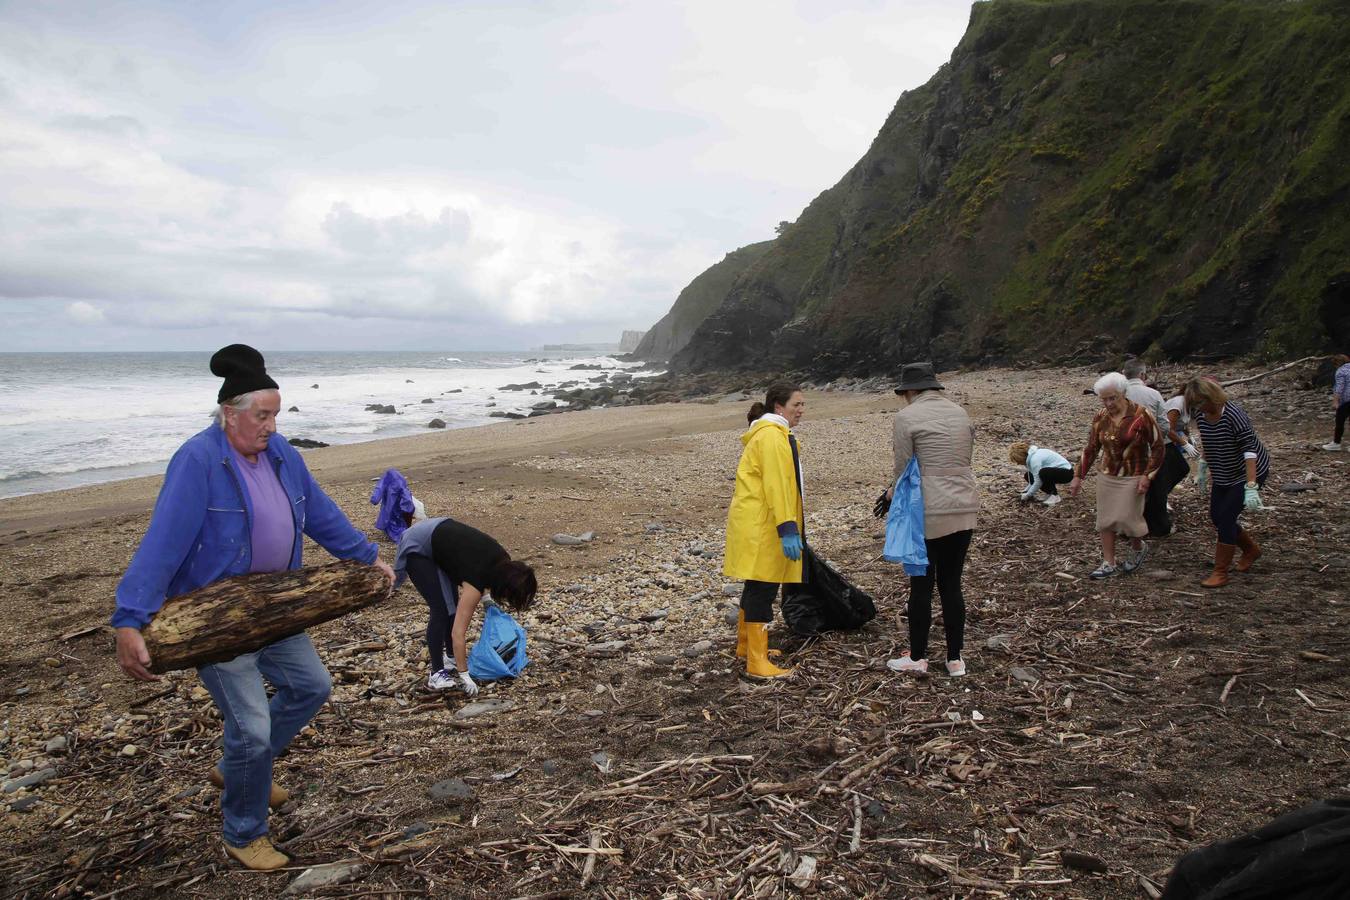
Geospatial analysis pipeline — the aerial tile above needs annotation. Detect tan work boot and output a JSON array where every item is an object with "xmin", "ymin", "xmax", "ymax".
[
  {"xmin": 210, "ymin": 766, "xmax": 291, "ymax": 809},
  {"xmin": 745, "ymin": 623, "xmax": 792, "ymax": 679},
  {"xmin": 1201, "ymin": 543, "xmax": 1236, "ymax": 588},
  {"xmin": 224, "ymin": 836, "xmax": 289, "ymax": 871},
  {"xmin": 1235, "ymin": 530, "xmax": 1261, "ymax": 573}
]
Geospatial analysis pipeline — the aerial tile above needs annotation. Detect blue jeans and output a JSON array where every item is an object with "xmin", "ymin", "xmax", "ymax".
[{"xmin": 198, "ymin": 632, "xmax": 331, "ymax": 846}]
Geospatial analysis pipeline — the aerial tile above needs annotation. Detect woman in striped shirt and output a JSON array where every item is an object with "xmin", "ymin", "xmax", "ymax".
[{"xmin": 1184, "ymin": 377, "xmax": 1271, "ymax": 588}]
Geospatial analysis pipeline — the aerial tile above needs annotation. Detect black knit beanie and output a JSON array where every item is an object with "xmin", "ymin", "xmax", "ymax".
[{"xmin": 210, "ymin": 344, "xmax": 279, "ymax": 403}]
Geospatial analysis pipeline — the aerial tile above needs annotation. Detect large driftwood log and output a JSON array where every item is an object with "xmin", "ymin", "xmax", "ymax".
[{"xmin": 143, "ymin": 560, "xmax": 391, "ymax": 673}]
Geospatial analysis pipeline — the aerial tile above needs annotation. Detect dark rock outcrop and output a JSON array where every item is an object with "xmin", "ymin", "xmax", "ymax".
[{"xmin": 653, "ymin": 0, "xmax": 1350, "ymax": 376}]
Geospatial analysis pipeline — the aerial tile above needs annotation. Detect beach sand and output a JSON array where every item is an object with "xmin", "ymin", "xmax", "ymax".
[{"xmin": 1, "ymin": 366, "xmax": 1346, "ymax": 897}]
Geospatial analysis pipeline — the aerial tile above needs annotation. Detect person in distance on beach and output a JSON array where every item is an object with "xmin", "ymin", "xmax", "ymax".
[
  {"xmin": 1159, "ymin": 381, "xmax": 1203, "ymax": 514},
  {"xmin": 112, "ymin": 344, "xmax": 395, "ymax": 872},
  {"xmin": 393, "ymin": 516, "xmax": 537, "ymax": 693},
  {"xmin": 1069, "ymin": 372, "xmax": 1164, "ymax": 579},
  {"xmin": 1323, "ymin": 353, "xmax": 1350, "ymax": 451},
  {"xmin": 723, "ymin": 382, "xmax": 807, "ymax": 679},
  {"xmin": 1184, "ymin": 377, "xmax": 1270, "ymax": 588},
  {"xmin": 1009, "ymin": 440, "xmax": 1073, "ymax": 506},
  {"xmin": 884, "ymin": 363, "xmax": 979, "ymax": 678},
  {"xmin": 1122, "ymin": 359, "xmax": 1176, "ymax": 538}
]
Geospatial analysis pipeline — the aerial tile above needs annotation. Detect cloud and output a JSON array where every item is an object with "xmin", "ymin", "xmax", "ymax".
[
  {"xmin": 0, "ymin": 1, "xmax": 971, "ymax": 350},
  {"xmin": 65, "ymin": 300, "xmax": 105, "ymax": 324}
]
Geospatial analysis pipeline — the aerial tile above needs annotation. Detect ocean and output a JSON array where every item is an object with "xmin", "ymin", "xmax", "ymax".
[{"xmin": 0, "ymin": 350, "xmax": 654, "ymax": 499}]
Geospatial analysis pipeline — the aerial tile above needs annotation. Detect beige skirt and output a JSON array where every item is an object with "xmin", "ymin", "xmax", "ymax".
[{"xmin": 1095, "ymin": 473, "xmax": 1147, "ymax": 537}]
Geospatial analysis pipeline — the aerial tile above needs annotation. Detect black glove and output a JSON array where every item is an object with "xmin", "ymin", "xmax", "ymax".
[{"xmin": 873, "ymin": 490, "xmax": 892, "ymax": 519}]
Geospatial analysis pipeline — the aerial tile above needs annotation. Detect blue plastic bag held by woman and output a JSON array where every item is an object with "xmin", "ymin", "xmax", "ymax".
[
  {"xmin": 468, "ymin": 602, "xmax": 529, "ymax": 681},
  {"xmin": 884, "ymin": 457, "xmax": 929, "ymax": 575}
]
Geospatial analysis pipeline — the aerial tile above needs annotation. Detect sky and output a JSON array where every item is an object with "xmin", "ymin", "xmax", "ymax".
[{"xmin": 0, "ymin": 0, "xmax": 972, "ymax": 351}]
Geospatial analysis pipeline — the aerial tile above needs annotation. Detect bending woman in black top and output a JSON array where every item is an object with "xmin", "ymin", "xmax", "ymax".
[{"xmin": 394, "ymin": 517, "xmax": 537, "ymax": 694}]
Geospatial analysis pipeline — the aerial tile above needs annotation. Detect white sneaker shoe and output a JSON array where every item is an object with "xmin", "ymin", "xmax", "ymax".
[
  {"xmin": 1323, "ymin": 442, "xmax": 1343, "ymax": 451},
  {"xmin": 945, "ymin": 659, "xmax": 967, "ymax": 677},
  {"xmin": 1042, "ymin": 494, "xmax": 1061, "ymax": 507},
  {"xmin": 886, "ymin": 655, "xmax": 928, "ymax": 674},
  {"xmin": 1121, "ymin": 541, "xmax": 1148, "ymax": 574},
  {"xmin": 427, "ymin": 669, "xmax": 456, "ymax": 691}
]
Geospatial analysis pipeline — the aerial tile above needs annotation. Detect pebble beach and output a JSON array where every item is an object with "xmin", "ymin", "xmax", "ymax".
[{"xmin": 1, "ymin": 364, "xmax": 1346, "ymax": 898}]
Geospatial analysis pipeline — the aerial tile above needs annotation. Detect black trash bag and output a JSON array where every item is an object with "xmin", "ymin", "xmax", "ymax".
[
  {"xmin": 1161, "ymin": 797, "xmax": 1350, "ymax": 900},
  {"xmin": 780, "ymin": 543, "xmax": 877, "ymax": 637}
]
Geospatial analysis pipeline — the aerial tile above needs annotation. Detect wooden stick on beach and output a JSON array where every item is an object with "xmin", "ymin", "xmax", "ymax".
[{"xmin": 142, "ymin": 560, "xmax": 392, "ymax": 673}]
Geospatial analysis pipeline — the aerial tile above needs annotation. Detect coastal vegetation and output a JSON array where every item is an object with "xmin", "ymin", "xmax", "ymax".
[{"xmin": 641, "ymin": 0, "xmax": 1350, "ymax": 374}]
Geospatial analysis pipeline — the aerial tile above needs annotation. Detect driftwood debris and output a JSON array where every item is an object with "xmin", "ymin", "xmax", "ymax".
[{"xmin": 142, "ymin": 560, "xmax": 391, "ymax": 673}]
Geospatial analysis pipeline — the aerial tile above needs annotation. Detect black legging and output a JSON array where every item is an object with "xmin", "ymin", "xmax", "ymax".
[
  {"xmin": 1027, "ymin": 467, "xmax": 1074, "ymax": 496},
  {"xmin": 741, "ymin": 580, "xmax": 780, "ymax": 624},
  {"xmin": 1336, "ymin": 401, "xmax": 1350, "ymax": 444},
  {"xmin": 908, "ymin": 529, "xmax": 972, "ymax": 662},
  {"xmin": 405, "ymin": 554, "xmax": 458, "ymax": 671},
  {"xmin": 1144, "ymin": 444, "xmax": 1191, "ymax": 536}
]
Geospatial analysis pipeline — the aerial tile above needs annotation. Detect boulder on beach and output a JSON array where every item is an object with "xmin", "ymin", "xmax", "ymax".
[
  {"xmin": 427, "ymin": 419, "xmax": 446, "ymax": 429},
  {"xmin": 421, "ymin": 398, "xmax": 434, "ymax": 404},
  {"xmin": 288, "ymin": 406, "xmax": 299, "ymax": 412},
  {"xmin": 365, "ymin": 404, "xmax": 397, "ymax": 414},
  {"xmin": 288, "ymin": 437, "xmax": 329, "ymax": 449},
  {"xmin": 498, "ymin": 381, "xmax": 543, "ymax": 391}
]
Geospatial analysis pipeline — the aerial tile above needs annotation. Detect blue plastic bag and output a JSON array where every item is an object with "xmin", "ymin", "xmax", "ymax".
[
  {"xmin": 883, "ymin": 457, "xmax": 929, "ymax": 576},
  {"xmin": 468, "ymin": 603, "xmax": 529, "ymax": 681}
]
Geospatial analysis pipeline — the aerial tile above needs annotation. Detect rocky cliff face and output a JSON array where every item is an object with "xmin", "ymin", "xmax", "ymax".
[
  {"xmin": 632, "ymin": 241, "xmax": 772, "ymax": 361},
  {"xmin": 661, "ymin": 0, "xmax": 1349, "ymax": 376}
]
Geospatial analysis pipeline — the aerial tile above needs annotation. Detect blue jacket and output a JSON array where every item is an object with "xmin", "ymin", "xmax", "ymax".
[
  {"xmin": 112, "ymin": 425, "xmax": 379, "ymax": 629},
  {"xmin": 370, "ymin": 468, "xmax": 415, "ymax": 542}
]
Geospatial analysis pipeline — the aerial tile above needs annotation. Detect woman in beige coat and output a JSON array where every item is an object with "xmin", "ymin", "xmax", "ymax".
[{"xmin": 884, "ymin": 363, "xmax": 979, "ymax": 677}]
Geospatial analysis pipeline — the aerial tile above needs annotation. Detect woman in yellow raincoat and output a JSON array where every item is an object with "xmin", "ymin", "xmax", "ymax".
[{"xmin": 724, "ymin": 382, "xmax": 805, "ymax": 678}]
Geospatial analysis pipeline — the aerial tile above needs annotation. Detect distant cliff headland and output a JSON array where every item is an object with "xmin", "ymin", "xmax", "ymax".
[{"xmin": 636, "ymin": 0, "xmax": 1350, "ymax": 377}]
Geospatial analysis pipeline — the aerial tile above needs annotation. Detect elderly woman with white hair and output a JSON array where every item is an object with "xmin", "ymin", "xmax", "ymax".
[{"xmin": 1069, "ymin": 372, "xmax": 1165, "ymax": 578}]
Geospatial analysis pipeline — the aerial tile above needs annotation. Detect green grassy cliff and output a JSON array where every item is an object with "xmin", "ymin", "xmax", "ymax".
[{"xmin": 666, "ymin": 0, "xmax": 1350, "ymax": 374}]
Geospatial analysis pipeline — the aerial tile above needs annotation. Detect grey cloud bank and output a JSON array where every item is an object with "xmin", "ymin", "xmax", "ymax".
[{"xmin": 0, "ymin": 1, "xmax": 969, "ymax": 351}]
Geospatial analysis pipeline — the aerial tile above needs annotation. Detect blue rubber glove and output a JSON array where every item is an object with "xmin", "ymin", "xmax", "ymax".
[
  {"xmin": 1243, "ymin": 482, "xmax": 1263, "ymax": 511},
  {"xmin": 780, "ymin": 533, "xmax": 803, "ymax": 561}
]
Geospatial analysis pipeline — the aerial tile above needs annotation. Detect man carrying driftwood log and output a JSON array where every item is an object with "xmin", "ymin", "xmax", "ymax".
[{"xmin": 111, "ymin": 344, "xmax": 395, "ymax": 871}]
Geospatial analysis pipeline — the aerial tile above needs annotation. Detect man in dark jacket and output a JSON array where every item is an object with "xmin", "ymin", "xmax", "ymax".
[{"xmin": 112, "ymin": 344, "xmax": 394, "ymax": 871}]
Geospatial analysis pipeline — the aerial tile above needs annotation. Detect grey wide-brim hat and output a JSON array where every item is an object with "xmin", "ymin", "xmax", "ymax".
[{"xmin": 893, "ymin": 361, "xmax": 944, "ymax": 394}]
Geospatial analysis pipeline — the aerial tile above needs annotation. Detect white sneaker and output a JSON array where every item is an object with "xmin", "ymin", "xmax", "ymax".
[
  {"xmin": 1121, "ymin": 541, "xmax": 1148, "ymax": 574},
  {"xmin": 427, "ymin": 669, "xmax": 455, "ymax": 691},
  {"xmin": 886, "ymin": 655, "xmax": 928, "ymax": 674},
  {"xmin": 1042, "ymin": 494, "xmax": 1061, "ymax": 507},
  {"xmin": 1089, "ymin": 561, "xmax": 1118, "ymax": 579},
  {"xmin": 945, "ymin": 659, "xmax": 967, "ymax": 677},
  {"xmin": 1032, "ymin": 491, "xmax": 1051, "ymax": 503},
  {"xmin": 1323, "ymin": 442, "xmax": 1343, "ymax": 451}
]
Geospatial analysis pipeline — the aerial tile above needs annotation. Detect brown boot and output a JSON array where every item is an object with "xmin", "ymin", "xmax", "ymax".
[
  {"xmin": 745, "ymin": 623, "xmax": 792, "ymax": 679},
  {"xmin": 223, "ymin": 836, "xmax": 289, "ymax": 871},
  {"xmin": 1235, "ymin": 530, "xmax": 1261, "ymax": 573},
  {"xmin": 210, "ymin": 766, "xmax": 291, "ymax": 809},
  {"xmin": 1201, "ymin": 543, "xmax": 1236, "ymax": 588}
]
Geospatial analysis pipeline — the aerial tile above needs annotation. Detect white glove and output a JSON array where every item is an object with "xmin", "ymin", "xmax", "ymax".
[
  {"xmin": 1180, "ymin": 442, "xmax": 1200, "ymax": 460},
  {"xmin": 457, "ymin": 670, "xmax": 479, "ymax": 697}
]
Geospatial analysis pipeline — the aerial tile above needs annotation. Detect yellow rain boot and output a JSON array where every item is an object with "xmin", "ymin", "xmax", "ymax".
[
  {"xmin": 745, "ymin": 623, "xmax": 792, "ymax": 679},
  {"xmin": 735, "ymin": 609, "xmax": 747, "ymax": 658}
]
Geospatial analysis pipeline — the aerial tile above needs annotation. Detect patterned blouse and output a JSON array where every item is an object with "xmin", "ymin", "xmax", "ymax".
[{"xmin": 1077, "ymin": 401, "xmax": 1165, "ymax": 479}]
